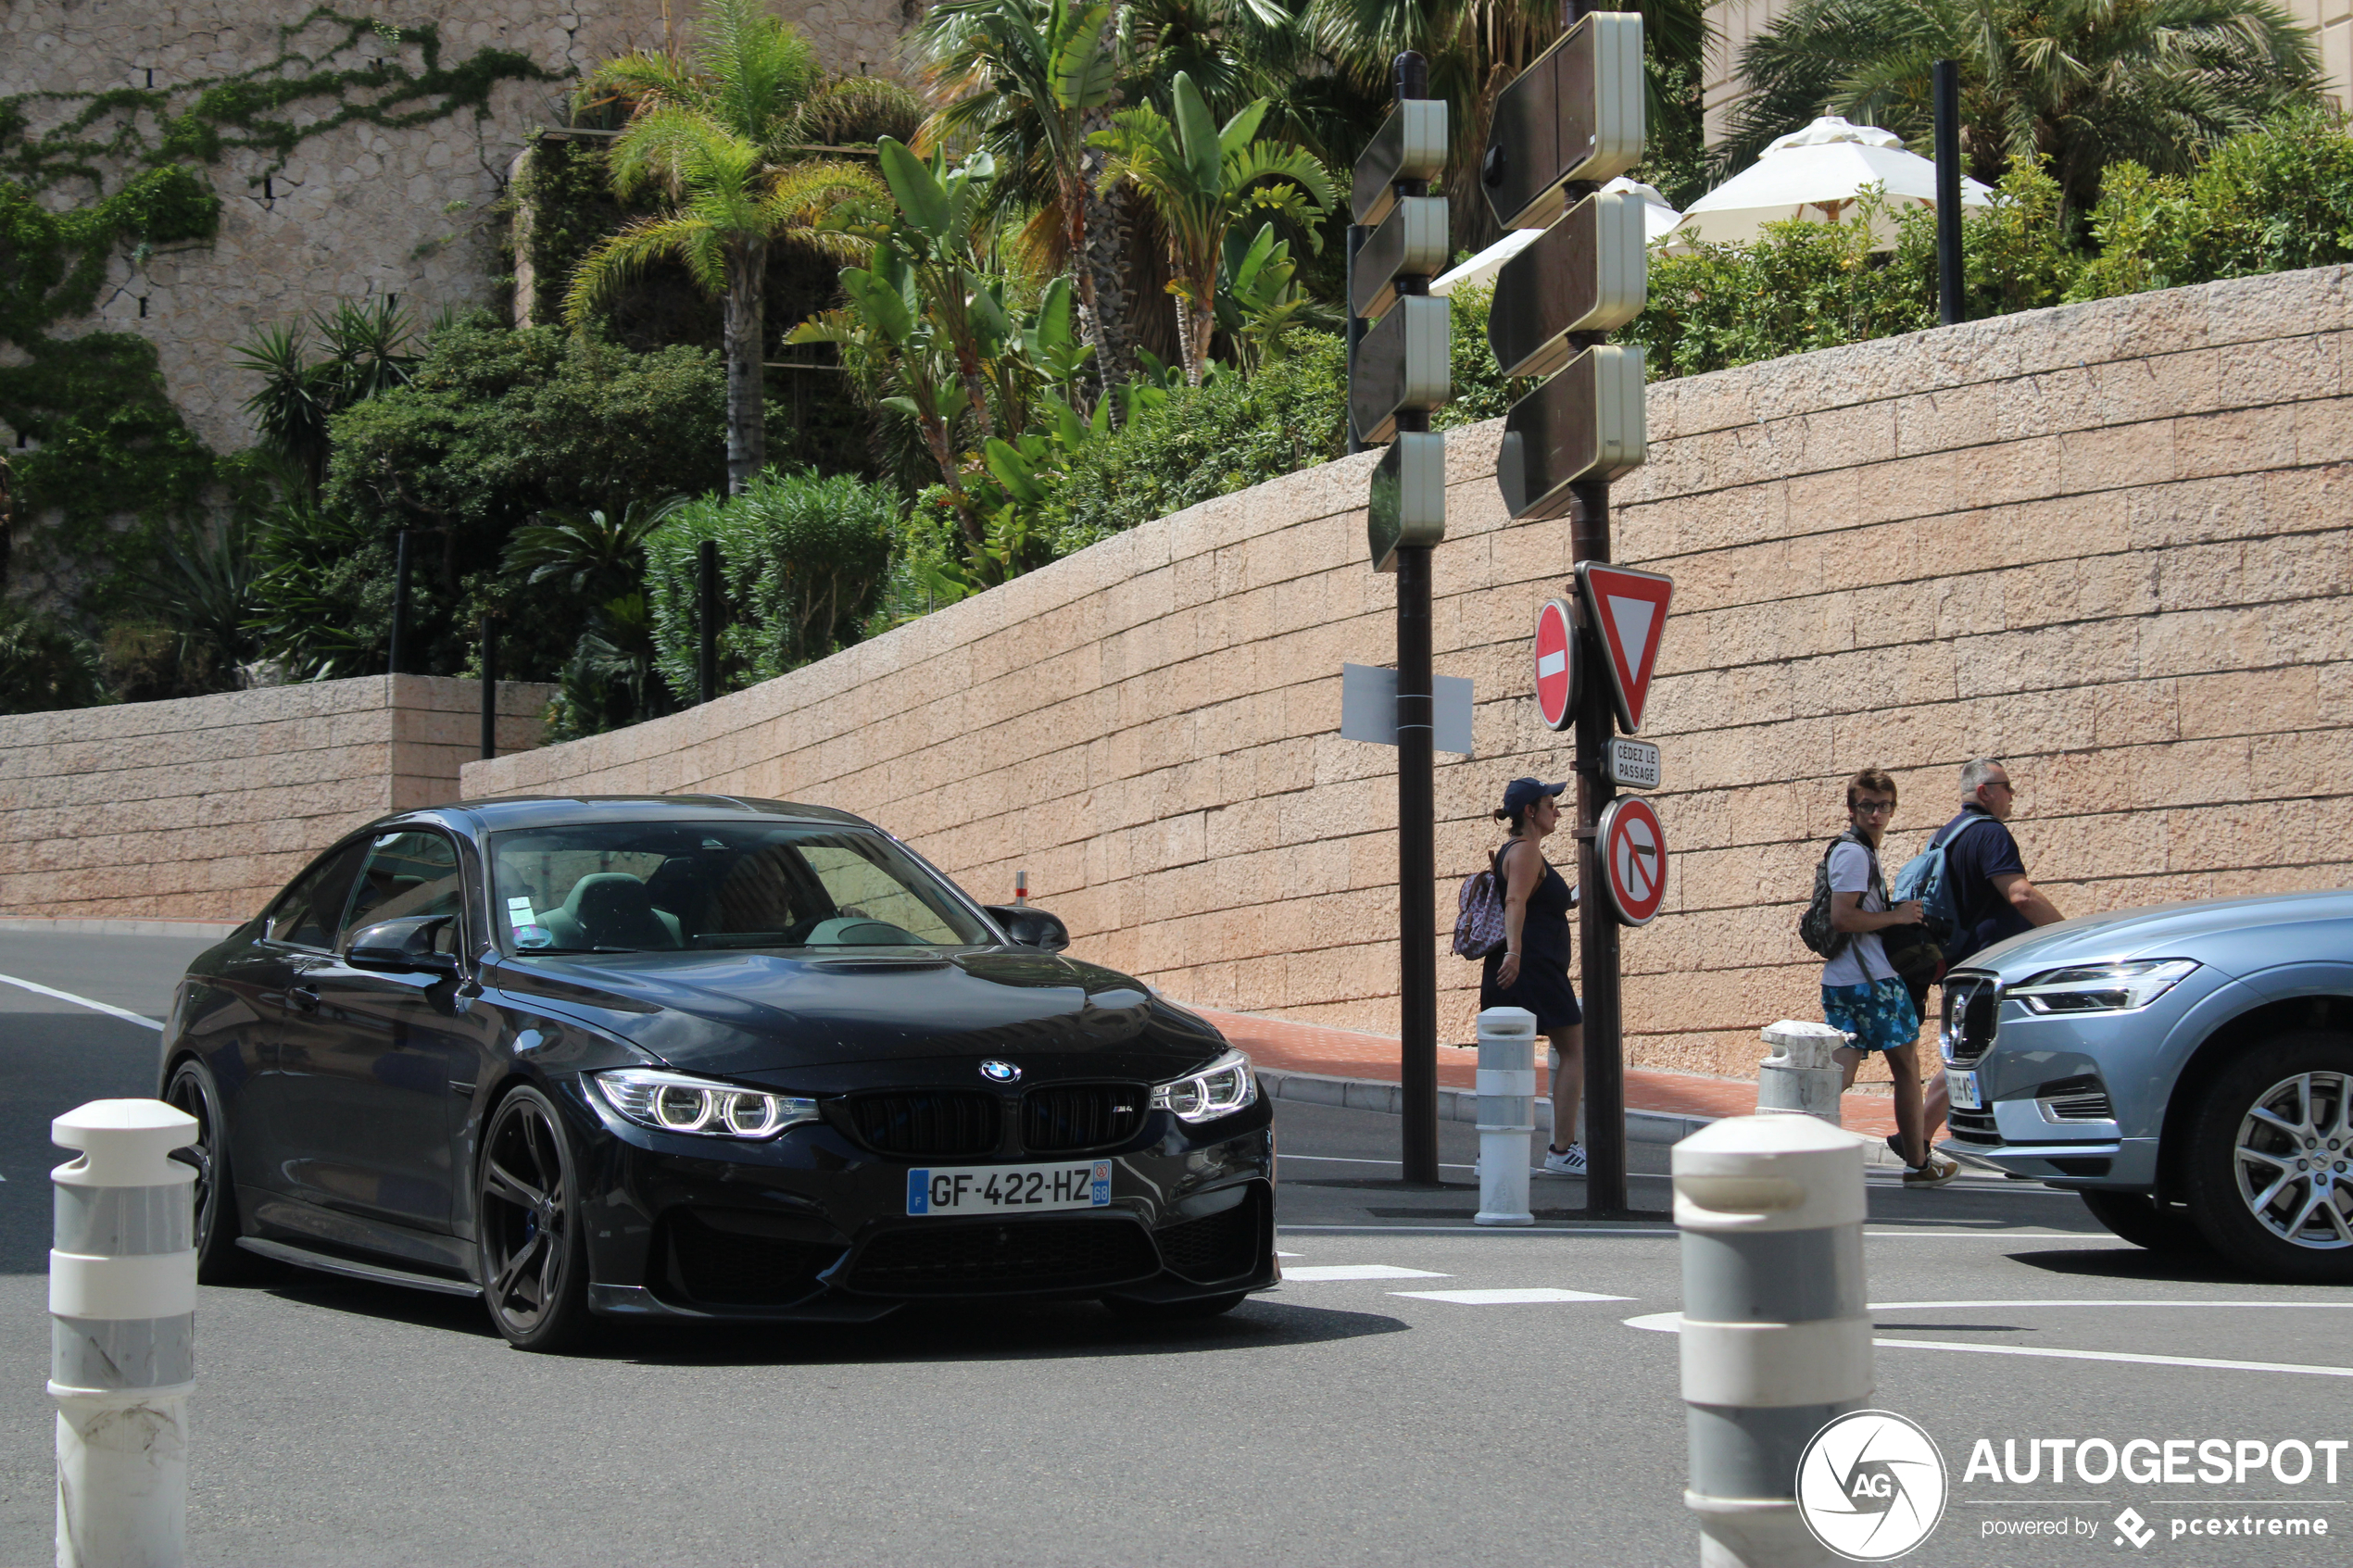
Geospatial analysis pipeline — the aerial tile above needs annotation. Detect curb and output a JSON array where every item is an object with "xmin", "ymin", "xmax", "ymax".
[
  {"xmin": 1254, "ymin": 1065, "xmax": 1939, "ymax": 1169},
  {"xmin": 0, "ymin": 917, "xmax": 243, "ymax": 939}
]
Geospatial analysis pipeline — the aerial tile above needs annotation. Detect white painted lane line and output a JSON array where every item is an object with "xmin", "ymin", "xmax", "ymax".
[
  {"xmin": 1872, "ymin": 1298, "xmax": 2353, "ymax": 1311},
  {"xmin": 1276, "ymin": 1250, "xmax": 1304, "ymax": 1258},
  {"xmin": 1878, "ymin": 1338, "xmax": 2353, "ymax": 1379},
  {"xmin": 1392, "ymin": 1287, "xmax": 1633, "ymax": 1304},
  {"xmin": 1283, "ymin": 1265, "xmax": 1451, "ymax": 1281},
  {"xmin": 0, "ymin": 972, "xmax": 162, "ymax": 1031}
]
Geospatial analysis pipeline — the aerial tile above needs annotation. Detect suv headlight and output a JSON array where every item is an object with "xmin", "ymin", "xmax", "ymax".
[
  {"xmin": 2010, "ymin": 959, "xmax": 2199, "ymax": 1015},
  {"xmin": 1151, "ymin": 1048, "xmax": 1258, "ymax": 1123},
  {"xmin": 594, "ymin": 1068, "xmax": 818, "ymax": 1139}
]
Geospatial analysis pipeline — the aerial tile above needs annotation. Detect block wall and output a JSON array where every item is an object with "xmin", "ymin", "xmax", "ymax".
[
  {"xmin": 463, "ymin": 267, "xmax": 2353, "ymax": 1080},
  {"xmin": 0, "ymin": 676, "xmax": 551, "ymax": 922}
]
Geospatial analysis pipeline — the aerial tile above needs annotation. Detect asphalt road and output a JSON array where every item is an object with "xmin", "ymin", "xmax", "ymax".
[{"xmin": 3, "ymin": 929, "xmax": 2350, "ymax": 1567}]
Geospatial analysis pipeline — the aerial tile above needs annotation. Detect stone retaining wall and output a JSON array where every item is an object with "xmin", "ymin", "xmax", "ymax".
[
  {"xmin": 459, "ymin": 267, "xmax": 2353, "ymax": 1079},
  {"xmin": 0, "ymin": 676, "xmax": 550, "ymax": 923}
]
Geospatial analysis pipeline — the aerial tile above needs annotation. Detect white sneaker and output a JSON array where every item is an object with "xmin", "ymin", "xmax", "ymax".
[{"xmin": 1542, "ymin": 1144, "xmax": 1588, "ymax": 1175}]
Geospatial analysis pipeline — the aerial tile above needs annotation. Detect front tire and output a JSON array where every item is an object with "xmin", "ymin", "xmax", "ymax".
[
  {"xmin": 164, "ymin": 1057, "xmax": 272, "ymax": 1285},
  {"xmin": 476, "ymin": 1086, "xmax": 595, "ymax": 1351},
  {"xmin": 2079, "ymin": 1190, "xmax": 2209, "ymax": 1253},
  {"xmin": 2183, "ymin": 1032, "xmax": 2353, "ymax": 1283}
]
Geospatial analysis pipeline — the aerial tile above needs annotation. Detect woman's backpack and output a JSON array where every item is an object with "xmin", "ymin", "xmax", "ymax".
[{"xmin": 1453, "ymin": 855, "xmax": 1509, "ymax": 960}]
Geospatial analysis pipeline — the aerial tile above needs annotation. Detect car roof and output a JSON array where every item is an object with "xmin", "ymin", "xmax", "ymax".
[{"xmin": 396, "ymin": 795, "xmax": 878, "ymax": 835}]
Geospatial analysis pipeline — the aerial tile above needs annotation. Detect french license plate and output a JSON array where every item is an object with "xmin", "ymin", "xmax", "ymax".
[
  {"xmin": 1946, "ymin": 1069, "xmax": 1984, "ymax": 1112},
  {"xmin": 906, "ymin": 1160, "xmax": 1113, "ymax": 1216}
]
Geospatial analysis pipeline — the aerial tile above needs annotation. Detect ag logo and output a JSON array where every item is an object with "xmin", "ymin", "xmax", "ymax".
[{"xmin": 1795, "ymin": 1410, "xmax": 1948, "ymax": 1561}]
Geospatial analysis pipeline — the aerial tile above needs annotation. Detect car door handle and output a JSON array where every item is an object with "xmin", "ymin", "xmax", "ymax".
[{"xmin": 286, "ymin": 985, "xmax": 319, "ymax": 1014}]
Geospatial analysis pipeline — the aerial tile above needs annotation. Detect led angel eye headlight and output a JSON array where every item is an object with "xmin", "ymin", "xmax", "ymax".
[
  {"xmin": 595, "ymin": 1069, "xmax": 818, "ymax": 1140},
  {"xmin": 2010, "ymin": 959, "xmax": 2198, "ymax": 1015},
  {"xmin": 1151, "ymin": 1048, "xmax": 1259, "ymax": 1124}
]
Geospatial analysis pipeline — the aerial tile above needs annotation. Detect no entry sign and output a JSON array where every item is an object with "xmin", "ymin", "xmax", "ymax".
[
  {"xmin": 1533, "ymin": 597, "xmax": 1579, "ymax": 730},
  {"xmin": 1596, "ymin": 796, "xmax": 1667, "ymax": 926}
]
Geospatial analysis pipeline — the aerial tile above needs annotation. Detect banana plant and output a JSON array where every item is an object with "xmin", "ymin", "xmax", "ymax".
[{"xmin": 1214, "ymin": 220, "xmax": 1340, "ymax": 374}]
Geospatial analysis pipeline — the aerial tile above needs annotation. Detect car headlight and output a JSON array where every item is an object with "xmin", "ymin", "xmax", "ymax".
[
  {"xmin": 594, "ymin": 1068, "xmax": 819, "ymax": 1139},
  {"xmin": 1151, "ymin": 1048, "xmax": 1258, "ymax": 1123},
  {"xmin": 2010, "ymin": 959, "xmax": 2199, "ymax": 1015}
]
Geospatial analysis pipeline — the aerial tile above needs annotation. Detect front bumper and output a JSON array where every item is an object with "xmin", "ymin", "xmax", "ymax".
[{"xmin": 568, "ymin": 1088, "xmax": 1277, "ymax": 1323}]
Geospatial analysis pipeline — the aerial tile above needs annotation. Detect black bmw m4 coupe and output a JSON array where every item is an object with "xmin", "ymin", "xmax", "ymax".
[{"xmin": 158, "ymin": 796, "xmax": 1277, "ymax": 1349}]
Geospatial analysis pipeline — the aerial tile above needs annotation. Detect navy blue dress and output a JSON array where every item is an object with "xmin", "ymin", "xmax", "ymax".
[{"xmin": 1478, "ymin": 841, "xmax": 1582, "ymax": 1031}]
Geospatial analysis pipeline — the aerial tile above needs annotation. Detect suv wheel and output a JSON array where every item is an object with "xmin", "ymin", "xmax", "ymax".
[
  {"xmin": 2183, "ymin": 1031, "xmax": 2353, "ymax": 1283},
  {"xmin": 2079, "ymin": 1190, "xmax": 2210, "ymax": 1253}
]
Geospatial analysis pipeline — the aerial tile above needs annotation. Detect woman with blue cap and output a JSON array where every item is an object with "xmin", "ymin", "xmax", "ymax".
[{"xmin": 1484, "ymin": 776, "xmax": 1586, "ymax": 1175}]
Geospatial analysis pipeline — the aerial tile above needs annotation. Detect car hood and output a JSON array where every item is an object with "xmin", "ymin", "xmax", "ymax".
[
  {"xmin": 1962, "ymin": 888, "xmax": 2353, "ymax": 981},
  {"xmin": 484, "ymin": 947, "xmax": 1231, "ymax": 1086}
]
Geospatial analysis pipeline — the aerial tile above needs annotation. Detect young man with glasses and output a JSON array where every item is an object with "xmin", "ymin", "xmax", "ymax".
[{"xmin": 1823, "ymin": 768, "xmax": 1957, "ymax": 1187}]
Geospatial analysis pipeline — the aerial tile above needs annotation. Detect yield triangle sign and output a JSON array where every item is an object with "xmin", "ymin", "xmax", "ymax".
[{"xmin": 1575, "ymin": 562, "xmax": 1673, "ymax": 733}]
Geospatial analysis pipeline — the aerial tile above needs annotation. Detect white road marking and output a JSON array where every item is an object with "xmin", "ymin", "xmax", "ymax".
[
  {"xmin": 1276, "ymin": 1250, "xmax": 1303, "ymax": 1258},
  {"xmin": 0, "ymin": 972, "xmax": 162, "ymax": 1031},
  {"xmin": 1392, "ymin": 1287, "xmax": 1632, "ymax": 1305},
  {"xmin": 1871, "ymin": 1298, "xmax": 2353, "ymax": 1311},
  {"xmin": 1282, "ymin": 1264, "xmax": 1451, "ymax": 1281},
  {"xmin": 1281, "ymin": 1154, "xmax": 1478, "ymax": 1171}
]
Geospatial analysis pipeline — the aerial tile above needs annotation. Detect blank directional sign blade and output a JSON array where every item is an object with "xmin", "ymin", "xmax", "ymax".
[
  {"xmin": 1369, "ymin": 431, "xmax": 1447, "ymax": 571},
  {"xmin": 1490, "ymin": 191, "xmax": 1648, "ymax": 379},
  {"xmin": 1481, "ymin": 12, "xmax": 1645, "ymax": 232},
  {"xmin": 1353, "ymin": 100, "xmax": 1448, "ymax": 227},
  {"xmin": 1494, "ymin": 345, "xmax": 1647, "ymax": 520},
  {"xmin": 1351, "ymin": 295, "xmax": 1451, "ymax": 447},
  {"xmin": 1353, "ymin": 196, "xmax": 1453, "ymax": 320}
]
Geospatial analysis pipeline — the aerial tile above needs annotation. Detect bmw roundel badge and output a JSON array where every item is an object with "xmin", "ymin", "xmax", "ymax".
[{"xmin": 979, "ymin": 1060, "xmax": 1021, "ymax": 1084}]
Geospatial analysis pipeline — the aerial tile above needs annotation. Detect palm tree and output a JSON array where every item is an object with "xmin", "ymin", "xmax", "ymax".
[
  {"xmin": 914, "ymin": 0, "xmax": 1120, "ymax": 404},
  {"xmin": 1720, "ymin": 0, "xmax": 2322, "ymax": 227},
  {"xmin": 1094, "ymin": 71, "xmax": 1340, "ymax": 384},
  {"xmin": 565, "ymin": 0, "xmax": 897, "ymax": 492}
]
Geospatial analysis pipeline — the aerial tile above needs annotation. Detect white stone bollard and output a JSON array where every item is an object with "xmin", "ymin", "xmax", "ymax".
[
  {"xmin": 50, "ymin": 1099, "xmax": 200, "ymax": 1568},
  {"xmin": 1675, "ymin": 1114, "xmax": 1872, "ymax": 1568},
  {"xmin": 1755, "ymin": 1021, "xmax": 1847, "ymax": 1125},
  {"xmin": 1474, "ymin": 1007, "xmax": 1537, "ymax": 1226}
]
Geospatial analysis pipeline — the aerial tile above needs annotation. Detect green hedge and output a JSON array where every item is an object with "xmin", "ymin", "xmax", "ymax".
[{"xmin": 643, "ymin": 469, "xmax": 898, "ymax": 703}]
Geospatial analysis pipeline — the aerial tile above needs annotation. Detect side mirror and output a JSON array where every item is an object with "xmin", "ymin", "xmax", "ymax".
[
  {"xmin": 984, "ymin": 905, "xmax": 1070, "ymax": 952},
  {"xmin": 346, "ymin": 915, "xmax": 459, "ymax": 976}
]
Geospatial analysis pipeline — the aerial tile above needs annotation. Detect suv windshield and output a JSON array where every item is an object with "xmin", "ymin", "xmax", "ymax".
[{"xmin": 489, "ymin": 821, "xmax": 992, "ymax": 955}]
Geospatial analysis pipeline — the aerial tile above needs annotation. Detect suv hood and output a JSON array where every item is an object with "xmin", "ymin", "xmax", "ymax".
[
  {"xmin": 1962, "ymin": 888, "xmax": 2353, "ymax": 981},
  {"xmin": 485, "ymin": 947, "xmax": 1230, "ymax": 1085}
]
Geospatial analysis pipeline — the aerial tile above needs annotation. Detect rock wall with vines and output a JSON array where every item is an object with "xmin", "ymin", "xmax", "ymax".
[{"xmin": 0, "ymin": 0, "xmax": 909, "ymax": 602}]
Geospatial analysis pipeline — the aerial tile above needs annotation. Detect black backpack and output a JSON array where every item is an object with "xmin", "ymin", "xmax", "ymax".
[{"xmin": 1798, "ymin": 831, "xmax": 1881, "ymax": 960}]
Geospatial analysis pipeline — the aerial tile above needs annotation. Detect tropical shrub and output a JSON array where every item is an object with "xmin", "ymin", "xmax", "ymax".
[
  {"xmin": 0, "ymin": 601, "xmax": 105, "ymax": 713},
  {"xmin": 642, "ymin": 469, "xmax": 898, "ymax": 701}
]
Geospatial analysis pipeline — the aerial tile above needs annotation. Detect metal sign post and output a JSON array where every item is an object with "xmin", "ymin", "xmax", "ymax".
[
  {"xmin": 1487, "ymin": 2, "xmax": 1649, "ymax": 1213},
  {"xmin": 1350, "ymin": 53, "xmax": 1452, "ymax": 1185}
]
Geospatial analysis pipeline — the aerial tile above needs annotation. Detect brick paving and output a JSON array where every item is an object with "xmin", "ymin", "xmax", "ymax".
[{"xmin": 1193, "ymin": 1006, "xmax": 1902, "ymax": 1137}]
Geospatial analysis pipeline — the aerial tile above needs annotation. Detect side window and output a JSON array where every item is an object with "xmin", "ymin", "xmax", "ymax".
[
  {"xmin": 265, "ymin": 843, "xmax": 370, "ymax": 950},
  {"xmin": 341, "ymin": 832, "xmax": 465, "ymax": 952}
]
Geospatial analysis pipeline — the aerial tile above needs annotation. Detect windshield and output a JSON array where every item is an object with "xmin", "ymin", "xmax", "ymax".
[{"xmin": 488, "ymin": 821, "xmax": 994, "ymax": 955}]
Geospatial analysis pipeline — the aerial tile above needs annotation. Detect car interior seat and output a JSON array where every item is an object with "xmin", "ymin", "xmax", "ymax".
[{"xmin": 541, "ymin": 872, "xmax": 685, "ymax": 951}]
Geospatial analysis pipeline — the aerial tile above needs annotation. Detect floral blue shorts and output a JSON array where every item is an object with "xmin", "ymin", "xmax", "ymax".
[{"xmin": 1821, "ymin": 977, "xmax": 1921, "ymax": 1054}]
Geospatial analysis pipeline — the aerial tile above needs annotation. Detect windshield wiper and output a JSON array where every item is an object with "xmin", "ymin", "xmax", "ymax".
[{"xmin": 513, "ymin": 945, "xmax": 639, "ymax": 955}]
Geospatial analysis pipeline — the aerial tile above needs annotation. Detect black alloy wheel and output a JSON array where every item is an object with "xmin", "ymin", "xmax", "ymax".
[
  {"xmin": 476, "ymin": 1086, "xmax": 594, "ymax": 1351},
  {"xmin": 1102, "ymin": 1291, "xmax": 1248, "ymax": 1321},
  {"xmin": 164, "ymin": 1057, "xmax": 271, "ymax": 1284},
  {"xmin": 2078, "ymin": 1190, "xmax": 2210, "ymax": 1254},
  {"xmin": 2183, "ymin": 1031, "xmax": 2353, "ymax": 1284}
]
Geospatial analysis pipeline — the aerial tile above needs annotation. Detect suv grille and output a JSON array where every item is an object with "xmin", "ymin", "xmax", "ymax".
[
  {"xmin": 1947, "ymin": 1108, "xmax": 2001, "ymax": 1144},
  {"xmin": 1023, "ymin": 1084, "xmax": 1146, "ymax": 1153},
  {"xmin": 847, "ymin": 1091, "xmax": 1002, "ymax": 1159},
  {"xmin": 848, "ymin": 1218, "xmax": 1157, "ymax": 1296},
  {"xmin": 661, "ymin": 1212, "xmax": 844, "ymax": 1307},
  {"xmin": 1154, "ymin": 1192, "xmax": 1264, "ymax": 1283},
  {"xmin": 1943, "ymin": 973, "xmax": 2000, "ymax": 1065}
]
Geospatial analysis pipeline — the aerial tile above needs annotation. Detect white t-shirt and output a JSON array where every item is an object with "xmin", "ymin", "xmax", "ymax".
[{"xmin": 1820, "ymin": 839, "xmax": 1897, "ymax": 987}]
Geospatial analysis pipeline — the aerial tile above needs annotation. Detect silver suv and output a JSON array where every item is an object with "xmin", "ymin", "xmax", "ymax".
[{"xmin": 1941, "ymin": 888, "xmax": 2353, "ymax": 1282}]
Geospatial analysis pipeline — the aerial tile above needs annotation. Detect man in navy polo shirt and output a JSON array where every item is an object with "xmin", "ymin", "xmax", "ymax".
[{"xmin": 1938, "ymin": 758, "xmax": 2065, "ymax": 965}]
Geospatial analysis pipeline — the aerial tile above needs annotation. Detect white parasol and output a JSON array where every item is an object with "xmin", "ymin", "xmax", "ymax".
[
  {"xmin": 1670, "ymin": 116, "xmax": 1993, "ymax": 250},
  {"xmin": 1430, "ymin": 179, "xmax": 1685, "ymax": 296}
]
